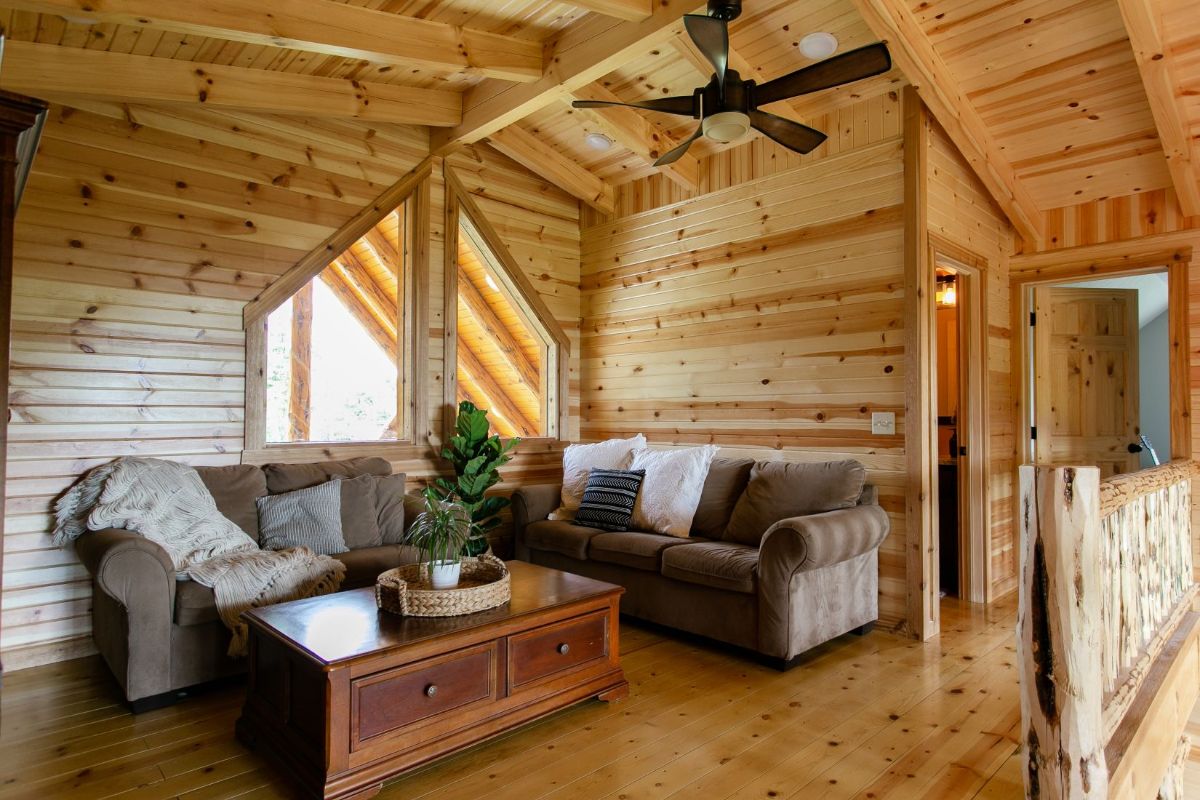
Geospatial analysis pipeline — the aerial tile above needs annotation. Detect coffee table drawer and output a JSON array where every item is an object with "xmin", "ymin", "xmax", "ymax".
[
  {"xmin": 509, "ymin": 611, "xmax": 609, "ymax": 689},
  {"xmin": 353, "ymin": 642, "xmax": 497, "ymax": 743}
]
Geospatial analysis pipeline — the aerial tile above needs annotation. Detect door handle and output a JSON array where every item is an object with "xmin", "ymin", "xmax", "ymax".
[{"xmin": 1127, "ymin": 443, "xmax": 1144, "ymax": 454}]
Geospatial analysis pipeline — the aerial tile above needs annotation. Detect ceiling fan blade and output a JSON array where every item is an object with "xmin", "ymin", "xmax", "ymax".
[
  {"xmin": 754, "ymin": 43, "xmax": 891, "ymax": 107},
  {"xmin": 684, "ymin": 14, "xmax": 728, "ymax": 89},
  {"xmin": 655, "ymin": 124, "xmax": 704, "ymax": 166},
  {"xmin": 748, "ymin": 111, "xmax": 828, "ymax": 154},
  {"xmin": 571, "ymin": 95, "xmax": 697, "ymax": 117}
]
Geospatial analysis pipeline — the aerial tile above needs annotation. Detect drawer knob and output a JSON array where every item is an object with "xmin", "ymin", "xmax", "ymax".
[
  {"xmin": 425, "ymin": 684, "xmax": 438, "ymax": 698},
  {"xmin": 557, "ymin": 643, "xmax": 570, "ymax": 655}
]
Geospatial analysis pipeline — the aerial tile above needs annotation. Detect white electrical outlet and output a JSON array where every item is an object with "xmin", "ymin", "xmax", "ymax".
[{"xmin": 871, "ymin": 412, "xmax": 896, "ymax": 435}]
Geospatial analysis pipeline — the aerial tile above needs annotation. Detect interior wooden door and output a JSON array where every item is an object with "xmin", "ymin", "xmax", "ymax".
[{"xmin": 1033, "ymin": 287, "xmax": 1141, "ymax": 477}]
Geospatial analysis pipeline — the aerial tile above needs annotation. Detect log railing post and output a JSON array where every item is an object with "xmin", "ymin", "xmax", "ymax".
[{"xmin": 1018, "ymin": 465, "xmax": 1108, "ymax": 799}]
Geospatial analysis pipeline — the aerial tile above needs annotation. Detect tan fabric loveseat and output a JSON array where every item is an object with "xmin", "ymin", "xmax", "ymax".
[
  {"xmin": 513, "ymin": 458, "xmax": 890, "ymax": 668},
  {"xmin": 74, "ymin": 457, "xmax": 421, "ymax": 711}
]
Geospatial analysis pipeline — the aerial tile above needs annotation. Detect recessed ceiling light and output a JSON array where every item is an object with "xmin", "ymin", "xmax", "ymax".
[
  {"xmin": 484, "ymin": 273, "xmax": 499, "ymax": 292},
  {"xmin": 584, "ymin": 132, "xmax": 614, "ymax": 151},
  {"xmin": 799, "ymin": 32, "xmax": 839, "ymax": 60}
]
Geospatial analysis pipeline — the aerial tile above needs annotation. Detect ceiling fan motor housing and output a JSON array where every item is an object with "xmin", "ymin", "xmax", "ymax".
[{"xmin": 707, "ymin": 0, "xmax": 742, "ymax": 21}]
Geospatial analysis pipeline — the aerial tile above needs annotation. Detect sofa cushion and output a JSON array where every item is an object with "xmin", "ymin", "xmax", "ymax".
[
  {"xmin": 629, "ymin": 444, "xmax": 719, "ymax": 537},
  {"xmin": 173, "ymin": 578, "xmax": 219, "ymax": 626},
  {"xmin": 589, "ymin": 531, "xmax": 696, "ymax": 572},
  {"xmin": 661, "ymin": 542, "xmax": 759, "ymax": 594},
  {"xmin": 689, "ymin": 458, "xmax": 754, "ymax": 539},
  {"xmin": 372, "ymin": 474, "xmax": 410, "ymax": 545},
  {"xmin": 333, "ymin": 544, "xmax": 420, "ymax": 589},
  {"xmin": 196, "ymin": 464, "xmax": 267, "ymax": 543},
  {"xmin": 338, "ymin": 474, "xmax": 383, "ymax": 549},
  {"xmin": 723, "ymin": 459, "xmax": 867, "ymax": 546},
  {"xmin": 524, "ymin": 520, "xmax": 606, "ymax": 560},
  {"xmin": 263, "ymin": 457, "xmax": 392, "ymax": 494}
]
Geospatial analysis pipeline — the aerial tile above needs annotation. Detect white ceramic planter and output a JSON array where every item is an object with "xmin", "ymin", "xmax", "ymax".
[{"xmin": 429, "ymin": 560, "xmax": 462, "ymax": 589}]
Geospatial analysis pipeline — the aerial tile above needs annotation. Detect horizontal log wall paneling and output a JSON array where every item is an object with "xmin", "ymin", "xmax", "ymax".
[
  {"xmin": 579, "ymin": 93, "xmax": 909, "ymax": 630},
  {"xmin": 1, "ymin": 104, "xmax": 581, "ymax": 669},
  {"xmin": 925, "ymin": 119, "xmax": 1019, "ymax": 601}
]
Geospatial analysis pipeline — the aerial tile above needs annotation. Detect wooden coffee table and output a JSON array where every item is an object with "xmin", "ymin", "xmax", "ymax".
[{"xmin": 236, "ymin": 560, "xmax": 628, "ymax": 800}]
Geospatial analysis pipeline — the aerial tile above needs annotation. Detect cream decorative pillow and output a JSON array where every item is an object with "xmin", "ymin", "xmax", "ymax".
[
  {"xmin": 630, "ymin": 445, "xmax": 720, "ymax": 537},
  {"xmin": 551, "ymin": 435, "xmax": 647, "ymax": 520}
]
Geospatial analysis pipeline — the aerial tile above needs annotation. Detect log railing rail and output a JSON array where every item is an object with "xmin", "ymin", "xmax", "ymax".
[{"xmin": 1019, "ymin": 461, "xmax": 1199, "ymax": 800}]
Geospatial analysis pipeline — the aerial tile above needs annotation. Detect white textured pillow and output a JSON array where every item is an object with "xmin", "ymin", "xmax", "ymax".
[
  {"xmin": 630, "ymin": 445, "xmax": 719, "ymax": 537},
  {"xmin": 551, "ymin": 435, "xmax": 647, "ymax": 520}
]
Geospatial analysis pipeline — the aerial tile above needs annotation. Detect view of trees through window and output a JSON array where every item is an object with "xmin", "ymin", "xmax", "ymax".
[{"xmin": 265, "ymin": 208, "xmax": 405, "ymax": 443}]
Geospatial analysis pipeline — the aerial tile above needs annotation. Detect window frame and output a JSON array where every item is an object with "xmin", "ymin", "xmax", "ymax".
[
  {"xmin": 242, "ymin": 162, "xmax": 431, "ymax": 461},
  {"xmin": 443, "ymin": 164, "xmax": 571, "ymax": 444}
]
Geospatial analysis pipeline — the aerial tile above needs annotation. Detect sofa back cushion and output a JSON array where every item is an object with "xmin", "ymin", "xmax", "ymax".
[
  {"xmin": 372, "ymin": 474, "xmax": 410, "ymax": 545},
  {"xmin": 196, "ymin": 464, "xmax": 268, "ymax": 542},
  {"xmin": 689, "ymin": 458, "xmax": 754, "ymax": 539},
  {"xmin": 338, "ymin": 474, "xmax": 384, "ymax": 549},
  {"xmin": 263, "ymin": 457, "xmax": 392, "ymax": 494},
  {"xmin": 722, "ymin": 459, "xmax": 867, "ymax": 546}
]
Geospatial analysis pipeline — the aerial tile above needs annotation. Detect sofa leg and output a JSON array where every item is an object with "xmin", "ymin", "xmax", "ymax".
[
  {"xmin": 850, "ymin": 621, "xmax": 876, "ymax": 636},
  {"xmin": 129, "ymin": 690, "xmax": 185, "ymax": 714}
]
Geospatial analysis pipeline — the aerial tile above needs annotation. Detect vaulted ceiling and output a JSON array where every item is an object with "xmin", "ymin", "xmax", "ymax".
[{"xmin": 0, "ymin": 0, "xmax": 1197, "ymax": 247}]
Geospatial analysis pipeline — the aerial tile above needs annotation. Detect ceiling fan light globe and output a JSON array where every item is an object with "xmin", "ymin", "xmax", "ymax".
[
  {"xmin": 798, "ymin": 32, "xmax": 839, "ymax": 60},
  {"xmin": 702, "ymin": 111, "xmax": 751, "ymax": 143}
]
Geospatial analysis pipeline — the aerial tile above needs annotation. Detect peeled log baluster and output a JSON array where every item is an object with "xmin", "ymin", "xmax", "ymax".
[{"xmin": 1018, "ymin": 465, "xmax": 1108, "ymax": 799}]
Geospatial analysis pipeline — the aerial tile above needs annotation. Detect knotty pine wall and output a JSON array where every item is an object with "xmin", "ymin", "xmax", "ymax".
[
  {"xmin": 579, "ymin": 93, "xmax": 913, "ymax": 630},
  {"xmin": 925, "ymin": 121, "xmax": 1019, "ymax": 601},
  {"xmin": 2, "ymin": 105, "xmax": 581, "ymax": 669}
]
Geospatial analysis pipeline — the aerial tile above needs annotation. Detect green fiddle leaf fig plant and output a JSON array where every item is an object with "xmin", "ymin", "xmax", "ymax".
[{"xmin": 432, "ymin": 401, "xmax": 520, "ymax": 556}]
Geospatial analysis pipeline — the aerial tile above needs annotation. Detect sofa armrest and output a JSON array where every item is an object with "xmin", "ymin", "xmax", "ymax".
[
  {"xmin": 74, "ymin": 529, "xmax": 177, "ymax": 702},
  {"xmin": 76, "ymin": 528, "xmax": 177, "ymax": 608},
  {"xmin": 512, "ymin": 484, "xmax": 562, "ymax": 561},
  {"xmin": 758, "ymin": 505, "xmax": 890, "ymax": 579}
]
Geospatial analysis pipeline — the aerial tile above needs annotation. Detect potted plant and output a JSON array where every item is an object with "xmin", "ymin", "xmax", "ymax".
[
  {"xmin": 432, "ymin": 401, "xmax": 520, "ymax": 556},
  {"xmin": 405, "ymin": 491, "xmax": 473, "ymax": 589}
]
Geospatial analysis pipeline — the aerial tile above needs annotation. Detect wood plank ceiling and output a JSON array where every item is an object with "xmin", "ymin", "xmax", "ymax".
[{"xmin": 0, "ymin": 0, "xmax": 1195, "ymax": 268}]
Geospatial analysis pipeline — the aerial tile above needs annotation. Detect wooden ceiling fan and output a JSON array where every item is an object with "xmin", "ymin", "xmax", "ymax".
[{"xmin": 572, "ymin": 0, "xmax": 892, "ymax": 165}]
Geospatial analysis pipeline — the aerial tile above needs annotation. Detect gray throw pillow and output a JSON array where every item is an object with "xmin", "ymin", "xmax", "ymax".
[{"xmin": 257, "ymin": 480, "xmax": 347, "ymax": 555}]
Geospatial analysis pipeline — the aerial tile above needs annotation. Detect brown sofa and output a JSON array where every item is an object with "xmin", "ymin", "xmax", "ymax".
[
  {"xmin": 513, "ymin": 458, "xmax": 890, "ymax": 668},
  {"xmin": 74, "ymin": 457, "xmax": 422, "ymax": 711}
]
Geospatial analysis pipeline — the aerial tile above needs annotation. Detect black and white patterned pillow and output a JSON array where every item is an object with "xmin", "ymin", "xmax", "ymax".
[{"xmin": 573, "ymin": 468, "xmax": 645, "ymax": 532}]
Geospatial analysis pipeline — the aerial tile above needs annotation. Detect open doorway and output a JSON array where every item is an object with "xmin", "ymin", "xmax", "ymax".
[
  {"xmin": 929, "ymin": 249, "xmax": 987, "ymax": 603},
  {"xmin": 1028, "ymin": 273, "xmax": 1172, "ymax": 475}
]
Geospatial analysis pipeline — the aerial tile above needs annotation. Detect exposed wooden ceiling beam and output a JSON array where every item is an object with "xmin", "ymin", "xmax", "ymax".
[
  {"xmin": 849, "ymin": 0, "xmax": 1045, "ymax": 243},
  {"xmin": 431, "ymin": 0, "xmax": 702, "ymax": 153},
  {"xmin": 563, "ymin": 0, "xmax": 651, "ymax": 21},
  {"xmin": 318, "ymin": 267, "xmax": 395, "ymax": 356},
  {"xmin": 0, "ymin": 0, "xmax": 544, "ymax": 83},
  {"xmin": 0, "ymin": 41, "xmax": 461, "ymax": 126},
  {"xmin": 336, "ymin": 247, "xmax": 397, "ymax": 327},
  {"xmin": 457, "ymin": 341, "xmax": 539, "ymax": 437},
  {"xmin": 570, "ymin": 82, "xmax": 699, "ymax": 191},
  {"xmin": 487, "ymin": 124, "xmax": 615, "ymax": 213},
  {"xmin": 1116, "ymin": 0, "xmax": 1200, "ymax": 216},
  {"xmin": 456, "ymin": 267, "xmax": 541, "ymax": 391}
]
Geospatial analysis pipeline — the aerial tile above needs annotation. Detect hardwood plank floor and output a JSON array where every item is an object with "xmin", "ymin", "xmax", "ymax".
[{"xmin": 0, "ymin": 597, "xmax": 1022, "ymax": 799}]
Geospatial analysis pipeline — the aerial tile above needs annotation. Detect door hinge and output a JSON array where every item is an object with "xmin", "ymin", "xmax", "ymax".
[
  {"xmin": 1029, "ymin": 311, "xmax": 1037, "ymax": 326},
  {"xmin": 1030, "ymin": 426, "xmax": 1038, "ymax": 441}
]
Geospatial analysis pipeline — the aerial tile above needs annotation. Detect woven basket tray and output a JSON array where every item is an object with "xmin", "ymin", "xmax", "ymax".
[{"xmin": 375, "ymin": 554, "xmax": 511, "ymax": 617}]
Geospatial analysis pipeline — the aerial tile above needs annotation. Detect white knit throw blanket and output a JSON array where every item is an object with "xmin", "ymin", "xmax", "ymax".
[{"xmin": 54, "ymin": 457, "xmax": 345, "ymax": 656}]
